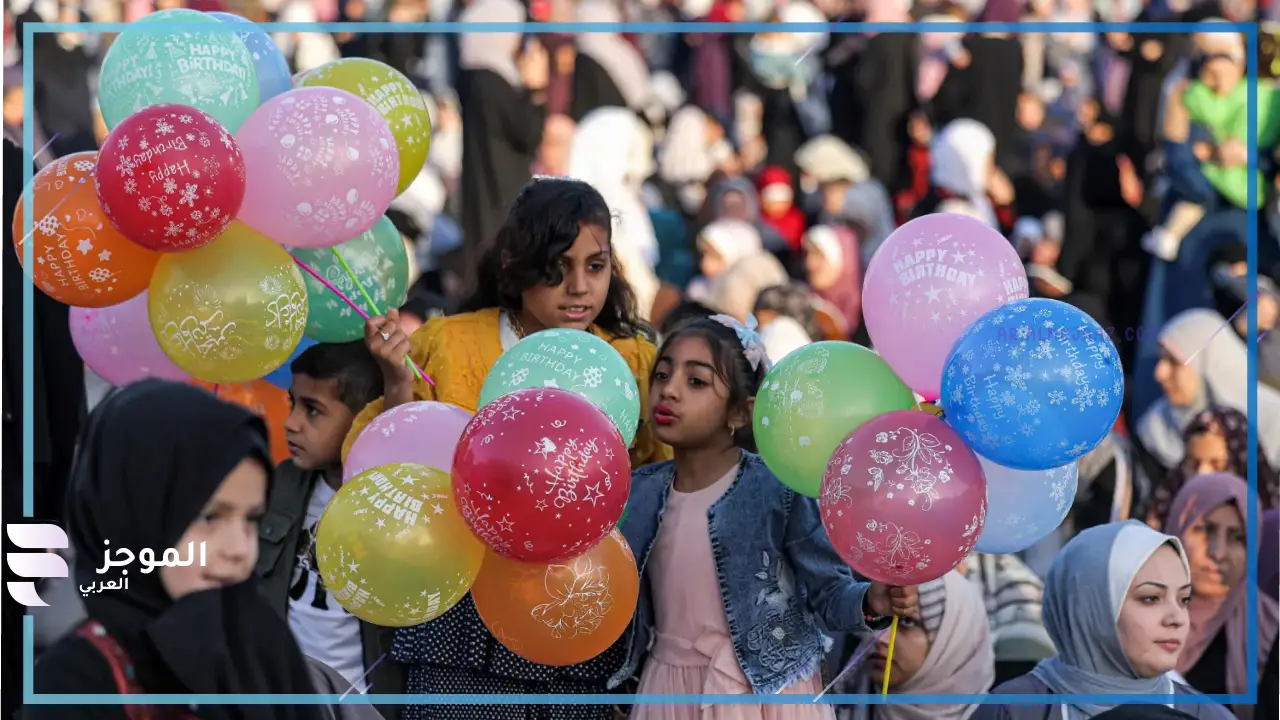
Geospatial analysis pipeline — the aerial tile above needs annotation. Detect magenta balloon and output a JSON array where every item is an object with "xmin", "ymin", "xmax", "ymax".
[
  {"xmin": 69, "ymin": 292, "xmax": 190, "ymax": 386},
  {"xmin": 343, "ymin": 401, "xmax": 474, "ymax": 482},
  {"xmin": 235, "ymin": 87, "xmax": 400, "ymax": 249},
  {"xmin": 861, "ymin": 213, "xmax": 1028, "ymax": 402},
  {"xmin": 819, "ymin": 410, "xmax": 987, "ymax": 586}
]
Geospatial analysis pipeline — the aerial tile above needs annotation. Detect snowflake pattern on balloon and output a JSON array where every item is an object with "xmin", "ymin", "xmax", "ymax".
[{"xmin": 530, "ymin": 556, "xmax": 614, "ymax": 639}]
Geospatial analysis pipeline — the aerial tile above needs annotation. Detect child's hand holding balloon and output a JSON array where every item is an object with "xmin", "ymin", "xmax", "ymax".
[{"xmin": 864, "ymin": 582, "xmax": 919, "ymax": 621}]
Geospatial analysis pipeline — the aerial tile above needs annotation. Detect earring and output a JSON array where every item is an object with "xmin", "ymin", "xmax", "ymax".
[{"xmin": 728, "ymin": 425, "xmax": 737, "ymax": 438}]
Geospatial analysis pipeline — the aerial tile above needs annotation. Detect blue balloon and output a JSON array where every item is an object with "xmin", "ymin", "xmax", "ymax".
[
  {"xmin": 264, "ymin": 336, "xmax": 319, "ymax": 390},
  {"xmin": 940, "ymin": 298, "xmax": 1124, "ymax": 470},
  {"xmin": 208, "ymin": 12, "xmax": 292, "ymax": 105},
  {"xmin": 973, "ymin": 455, "xmax": 1078, "ymax": 554}
]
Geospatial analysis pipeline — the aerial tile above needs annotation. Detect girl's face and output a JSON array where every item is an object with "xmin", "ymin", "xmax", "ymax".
[
  {"xmin": 1201, "ymin": 56, "xmax": 1244, "ymax": 96},
  {"xmin": 719, "ymin": 190, "xmax": 752, "ymax": 221},
  {"xmin": 1183, "ymin": 502, "xmax": 1247, "ymax": 597},
  {"xmin": 160, "ymin": 458, "xmax": 267, "ymax": 601},
  {"xmin": 1154, "ymin": 348, "xmax": 1200, "ymax": 408},
  {"xmin": 804, "ymin": 244, "xmax": 843, "ymax": 291},
  {"xmin": 1182, "ymin": 429, "xmax": 1231, "ymax": 476},
  {"xmin": 520, "ymin": 223, "xmax": 613, "ymax": 333},
  {"xmin": 649, "ymin": 334, "xmax": 750, "ymax": 450},
  {"xmin": 1115, "ymin": 544, "xmax": 1191, "ymax": 678},
  {"xmin": 870, "ymin": 615, "xmax": 929, "ymax": 688},
  {"xmin": 699, "ymin": 244, "xmax": 728, "ymax": 279},
  {"xmin": 821, "ymin": 181, "xmax": 851, "ymax": 218}
]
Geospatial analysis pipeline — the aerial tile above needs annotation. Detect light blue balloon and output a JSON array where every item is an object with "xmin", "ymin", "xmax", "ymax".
[
  {"xmin": 263, "ymin": 336, "xmax": 319, "ymax": 390},
  {"xmin": 940, "ymin": 297, "xmax": 1124, "ymax": 470},
  {"xmin": 973, "ymin": 455, "xmax": 1078, "ymax": 555},
  {"xmin": 208, "ymin": 12, "xmax": 292, "ymax": 104},
  {"xmin": 98, "ymin": 9, "xmax": 259, "ymax": 132}
]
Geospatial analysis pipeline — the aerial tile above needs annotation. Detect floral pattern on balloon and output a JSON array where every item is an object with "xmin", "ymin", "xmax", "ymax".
[
  {"xmin": 235, "ymin": 87, "xmax": 400, "ymax": 249},
  {"xmin": 97, "ymin": 104, "xmax": 246, "ymax": 252},
  {"xmin": 452, "ymin": 388, "xmax": 631, "ymax": 563},
  {"xmin": 13, "ymin": 152, "xmax": 161, "ymax": 307},
  {"xmin": 940, "ymin": 297, "xmax": 1124, "ymax": 470},
  {"xmin": 820, "ymin": 410, "xmax": 986, "ymax": 585},
  {"xmin": 97, "ymin": 9, "xmax": 259, "ymax": 132}
]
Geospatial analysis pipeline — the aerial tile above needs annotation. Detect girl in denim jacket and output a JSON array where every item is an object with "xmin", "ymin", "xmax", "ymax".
[{"xmin": 610, "ymin": 316, "xmax": 919, "ymax": 717}]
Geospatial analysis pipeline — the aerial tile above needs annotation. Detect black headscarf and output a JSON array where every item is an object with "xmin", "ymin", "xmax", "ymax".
[{"xmin": 65, "ymin": 380, "xmax": 322, "ymax": 720}]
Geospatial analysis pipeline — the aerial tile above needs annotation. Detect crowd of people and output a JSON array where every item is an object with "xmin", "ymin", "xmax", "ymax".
[{"xmin": 4, "ymin": 0, "xmax": 1280, "ymax": 718}]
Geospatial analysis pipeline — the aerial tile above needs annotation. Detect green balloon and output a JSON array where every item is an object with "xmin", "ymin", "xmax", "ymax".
[
  {"xmin": 753, "ymin": 342, "xmax": 916, "ymax": 498},
  {"xmin": 479, "ymin": 329, "xmax": 641, "ymax": 446},
  {"xmin": 291, "ymin": 216, "xmax": 410, "ymax": 343}
]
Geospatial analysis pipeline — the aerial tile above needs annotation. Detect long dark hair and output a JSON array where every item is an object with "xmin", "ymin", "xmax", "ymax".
[
  {"xmin": 460, "ymin": 178, "xmax": 648, "ymax": 340},
  {"xmin": 655, "ymin": 317, "xmax": 767, "ymax": 452}
]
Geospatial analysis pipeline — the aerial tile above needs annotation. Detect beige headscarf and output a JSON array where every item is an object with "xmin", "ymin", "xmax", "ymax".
[
  {"xmin": 458, "ymin": 0, "xmax": 524, "ymax": 86},
  {"xmin": 707, "ymin": 253, "xmax": 788, "ymax": 321}
]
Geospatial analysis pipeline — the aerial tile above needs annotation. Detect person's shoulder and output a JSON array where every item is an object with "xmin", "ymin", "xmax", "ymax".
[
  {"xmin": 602, "ymin": 330, "xmax": 659, "ymax": 370},
  {"xmin": 1173, "ymin": 682, "xmax": 1236, "ymax": 719},
  {"xmin": 990, "ymin": 673, "xmax": 1052, "ymax": 695},
  {"xmin": 32, "ymin": 630, "xmax": 120, "ymax": 696},
  {"xmin": 421, "ymin": 308, "xmax": 501, "ymax": 339}
]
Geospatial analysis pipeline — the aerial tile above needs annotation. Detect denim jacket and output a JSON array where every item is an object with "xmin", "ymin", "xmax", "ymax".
[{"xmin": 608, "ymin": 452, "xmax": 878, "ymax": 695}]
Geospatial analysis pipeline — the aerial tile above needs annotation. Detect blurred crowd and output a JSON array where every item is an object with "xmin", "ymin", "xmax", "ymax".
[{"xmin": 5, "ymin": 0, "xmax": 1280, "ymax": 716}]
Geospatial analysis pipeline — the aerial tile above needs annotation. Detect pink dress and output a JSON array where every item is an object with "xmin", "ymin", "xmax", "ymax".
[{"xmin": 632, "ymin": 467, "xmax": 834, "ymax": 720}]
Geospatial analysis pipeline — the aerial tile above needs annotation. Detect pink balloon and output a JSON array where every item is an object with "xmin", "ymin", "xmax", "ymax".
[
  {"xmin": 69, "ymin": 292, "xmax": 190, "ymax": 386},
  {"xmin": 343, "ymin": 401, "xmax": 473, "ymax": 482},
  {"xmin": 861, "ymin": 213, "xmax": 1028, "ymax": 401},
  {"xmin": 820, "ymin": 410, "xmax": 987, "ymax": 586},
  {"xmin": 234, "ymin": 87, "xmax": 400, "ymax": 249}
]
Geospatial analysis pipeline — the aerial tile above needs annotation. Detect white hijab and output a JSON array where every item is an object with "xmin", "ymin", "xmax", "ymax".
[
  {"xmin": 930, "ymin": 119, "xmax": 998, "ymax": 229},
  {"xmin": 575, "ymin": 0, "xmax": 652, "ymax": 109},
  {"xmin": 458, "ymin": 0, "xmax": 523, "ymax": 86}
]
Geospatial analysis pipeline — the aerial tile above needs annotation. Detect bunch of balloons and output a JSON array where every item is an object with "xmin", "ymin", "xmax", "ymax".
[
  {"xmin": 753, "ymin": 212, "xmax": 1124, "ymax": 588},
  {"xmin": 13, "ymin": 7, "xmax": 425, "ymax": 419}
]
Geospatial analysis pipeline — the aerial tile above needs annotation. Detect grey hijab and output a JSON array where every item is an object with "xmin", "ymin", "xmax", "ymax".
[{"xmin": 1031, "ymin": 521, "xmax": 1190, "ymax": 720}]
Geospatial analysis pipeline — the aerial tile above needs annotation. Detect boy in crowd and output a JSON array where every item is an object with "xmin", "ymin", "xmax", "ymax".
[{"xmin": 256, "ymin": 341, "xmax": 401, "ymax": 719}]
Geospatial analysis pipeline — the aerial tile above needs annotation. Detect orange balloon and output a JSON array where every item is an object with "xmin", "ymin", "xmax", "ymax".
[
  {"xmin": 191, "ymin": 378, "xmax": 291, "ymax": 466},
  {"xmin": 12, "ymin": 152, "xmax": 160, "ymax": 307},
  {"xmin": 472, "ymin": 529, "xmax": 638, "ymax": 666}
]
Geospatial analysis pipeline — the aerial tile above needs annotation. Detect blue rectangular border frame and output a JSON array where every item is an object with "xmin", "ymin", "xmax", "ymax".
[{"xmin": 18, "ymin": 19, "xmax": 1260, "ymax": 708}]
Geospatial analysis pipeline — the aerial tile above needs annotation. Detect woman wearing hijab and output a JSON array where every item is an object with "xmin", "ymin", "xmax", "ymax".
[
  {"xmin": 1163, "ymin": 473, "xmax": 1280, "ymax": 717},
  {"xmin": 27, "ymin": 380, "xmax": 325, "ymax": 720},
  {"xmin": 656, "ymin": 105, "xmax": 724, "ymax": 219},
  {"xmin": 974, "ymin": 520, "xmax": 1234, "ymax": 720},
  {"xmin": 802, "ymin": 225, "xmax": 862, "ymax": 341},
  {"xmin": 911, "ymin": 119, "xmax": 1012, "ymax": 231},
  {"xmin": 570, "ymin": 0, "xmax": 652, "ymax": 121},
  {"xmin": 687, "ymin": 218, "xmax": 765, "ymax": 303},
  {"xmin": 835, "ymin": 571, "xmax": 995, "ymax": 720},
  {"xmin": 1137, "ymin": 309, "xmax": 1280, "ymax": 472},
  {"xmin": 1146, "ymin": 407, "xmax": 1280, "ymax": 527},
  {"xmin": 455, "ymin": 0, "xmax": 548, "ymax": 294}
]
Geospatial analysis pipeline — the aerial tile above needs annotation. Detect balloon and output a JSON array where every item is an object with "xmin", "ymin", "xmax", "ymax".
[
  {"xmin": 317, "ymin": 463, "xmax": 485, "ymax": 627},
  {"xmin": 235, "ymin": 87, "xmax": 400, "ymax": 248},
  {"xmin": 192, "ymin": 378, "xmax": 291, "ymax": 465},
  {"xmin": 479, "ymin": 329, "xmax": 641, "ymax": 446},
  {"xmin": 940, "ymin": 298, "xmax": 1124, "ymax": 470},
  {"xmin": 207, "ymin": 12, "xmax": 292, "ymax": 104},
  {"xmin": 299, "ymin": 58, "xmax": 432, "ymax": 196},
  {"xmin": 344, "ymin": 401, "xmax": 474, "ymax": 482},
  {"xmin": 291, "ymin": 216, "xmax": 410, "ymax": 342},
  {"xmin": 974, "ymin": 456, "xmax": 1078, "ymax": 555},
  {"xmin": 70, "ymin": 292, "xmax": 190, "ymax": 386},
  {"xmin": 472, "ymin": 529, "xmax": 639, "ymax": 666},
  {"xmin": 97, "ymin": 104, "xmax": 246, "ymax": 252},
  {"xmin": 861, "ymin": 213, "xmax": 1029, "ymax": 402},
  {"xmin": 820, "ymin": 410, "xmax": 987, "ymax": 585},
  {"xmin": 453, "ymin": 388, "xmax": 631, "ymax": 563},
  {"xmin": 97, "ymin": 9, "xmax": 259, "ymax": 132},
  {"xmin": 148, "ymin": 221, "xmax": 308, "ymax": 384},
  {"xmin": 263, "ymin": 336, "xmax": 319, "ymax": 390},
  {"xmin": 12, "ymin": 152, "xmax": 160, "ymax": 307},
  {"xmin": 753, "ymin": 342, "xmax": 917, "ymax": 498}
]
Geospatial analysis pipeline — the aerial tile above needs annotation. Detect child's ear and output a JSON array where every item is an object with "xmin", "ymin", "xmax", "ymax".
[{"xmin": 734, "ymin": 396, "xmax": 755, "ymax": 432}]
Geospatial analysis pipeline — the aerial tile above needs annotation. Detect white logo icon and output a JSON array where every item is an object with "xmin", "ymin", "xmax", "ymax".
[{"xmin": 5, "ymin": 524, "xmax": 70, "ymax": 607}]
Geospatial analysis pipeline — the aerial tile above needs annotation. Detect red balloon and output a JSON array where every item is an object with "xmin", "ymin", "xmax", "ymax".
[
  {"xmin": 819, "ymin": 410, "xmax": 987, "ymax": 586},
  {"xmin": 452, "ymin": 388, "xmax": 630, "ymax": 563},
  {"xmin": 97, "ymin": 104, "xmax": 246, "ymax": 252}
]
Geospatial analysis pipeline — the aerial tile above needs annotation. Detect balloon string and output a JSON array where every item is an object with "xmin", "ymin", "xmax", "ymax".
[
  {"xmin": 291, "ymin": 256, "xmax": 434, "ymax": 387},
  {"xmin": 880, "ymin": 615, "xmax": 899, "ymax": 695},
  {"xmin": 330, "ymin": 246, "xmax": 382, "ymax": 318}
]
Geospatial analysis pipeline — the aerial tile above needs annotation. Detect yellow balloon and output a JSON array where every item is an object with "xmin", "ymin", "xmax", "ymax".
[
  {"xmin": 148, "ymin": 221, "xmax": 308, "ymax": 384},
  {"xmin": 300, "ymin": 58, "xmax": 431, "ymax": 196},
  {"xmin": 316, "ymin": 463, "xmax": 485, "ymax": 627}
]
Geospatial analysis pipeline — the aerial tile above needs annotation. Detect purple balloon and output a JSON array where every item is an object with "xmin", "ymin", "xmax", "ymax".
[
  {"xmin": 70, "ymin": 292, "xmax": 190, "ymax": 386},
  {"xmin": 861, "ymin": 213, "xmax": 1028, "ymax": 402},
  {"xmin": 343, "ymin": 401, "xmax": 474, "ymax": 483}
]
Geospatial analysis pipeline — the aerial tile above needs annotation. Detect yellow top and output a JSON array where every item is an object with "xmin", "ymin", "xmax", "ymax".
[{"xmin": 341, "ymin": 307, "xmax": 673, "ymax": 468}]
